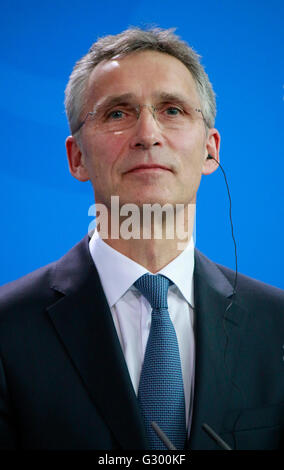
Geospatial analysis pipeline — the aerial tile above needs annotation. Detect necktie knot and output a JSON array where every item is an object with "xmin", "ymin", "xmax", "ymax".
[{"xmin": 134, "ymin": 274, "xmax": 172, "ymax": 310}]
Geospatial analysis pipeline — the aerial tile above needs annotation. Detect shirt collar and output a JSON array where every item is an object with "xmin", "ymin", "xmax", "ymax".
[
  {"xmin": 159, "ymin": 238, "xmax": 194, "ymax": 307},
  {"xmin": 89, "ymin": 230, "xmax": 194, "ymax": 308}
]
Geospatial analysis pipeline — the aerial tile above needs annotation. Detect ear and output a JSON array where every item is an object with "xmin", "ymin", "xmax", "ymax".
[
  {"xmin": 202, "ymin": 128, "xmax": 221, "ymax": 175},
  {"xmin": 65, "ymin": 135, "xmax": 90, "ymax": 182}
]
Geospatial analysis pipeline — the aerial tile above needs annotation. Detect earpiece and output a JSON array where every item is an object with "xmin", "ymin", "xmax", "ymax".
[{"xmin": 205, "ymin": 153, "xmax": 238, "ymax": 298}]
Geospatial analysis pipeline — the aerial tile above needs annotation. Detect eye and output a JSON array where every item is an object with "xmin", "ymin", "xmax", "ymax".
[
  {"xmin": 106, "ymin": 109, "xmax": 126, "ymax": 120},
  {"xmin": 163, "ymin": 106, "xmax": 184, "ymax": 117}
]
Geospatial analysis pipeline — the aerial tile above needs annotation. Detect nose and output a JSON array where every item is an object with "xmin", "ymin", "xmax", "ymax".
[{"xmin": 129, "ymin": 105, "xmax": 163, "ymax": 150}]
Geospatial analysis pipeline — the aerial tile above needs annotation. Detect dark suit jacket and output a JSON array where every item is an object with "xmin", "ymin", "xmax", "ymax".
[{"xmin": 0, "ymin": 235, "xmax": 283, "ymax": 450}]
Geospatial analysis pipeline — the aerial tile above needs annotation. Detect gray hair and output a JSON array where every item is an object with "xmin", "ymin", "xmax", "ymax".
[{"xmin": 64, "ymin": 27, "xmax": 216, "ymax": 135}]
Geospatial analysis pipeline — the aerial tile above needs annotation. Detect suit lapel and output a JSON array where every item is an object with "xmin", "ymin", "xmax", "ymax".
[
  {"xmin": 188, "ymin": 249, "xmax": 248, "ymax": 449},
  {"xmin": 46, "ymin": 236, "xmax": 147, "ymax": 449}
]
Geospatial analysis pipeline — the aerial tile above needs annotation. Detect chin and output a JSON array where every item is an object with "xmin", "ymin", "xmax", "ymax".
[{"xmin": 125, "ymin": 195, "xmax": 174, "ymax": 207}]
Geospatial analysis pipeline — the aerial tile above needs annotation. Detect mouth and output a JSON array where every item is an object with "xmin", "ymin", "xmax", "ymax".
[{"xmin": 125, "ymin": 164, "xmax": 172, "ymax": 174}]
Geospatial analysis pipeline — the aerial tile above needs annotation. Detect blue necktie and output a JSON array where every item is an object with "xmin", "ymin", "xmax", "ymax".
[{"xmin": 134, "ymin": 274, "xmax": 186, "ymax": 450}]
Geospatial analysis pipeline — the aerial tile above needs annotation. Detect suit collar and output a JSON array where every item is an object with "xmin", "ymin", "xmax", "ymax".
[
  {"xmin": 194, "ymin": 249, "xmax": 234, "ymax": 299},
  {"xmin": 47, "ymin": 235, "xmax": 147, "ymax": 449}
]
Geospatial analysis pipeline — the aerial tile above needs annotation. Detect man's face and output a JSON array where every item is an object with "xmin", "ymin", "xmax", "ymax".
[{"xmin": 66, "ymin": 50, "xmax": 220, "ymax": 208}]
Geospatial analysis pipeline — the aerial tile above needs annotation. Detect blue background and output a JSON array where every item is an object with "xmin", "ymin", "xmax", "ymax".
[{"xmin": 1, "ymin": 0, "xmax": 283, "ymax": 288}]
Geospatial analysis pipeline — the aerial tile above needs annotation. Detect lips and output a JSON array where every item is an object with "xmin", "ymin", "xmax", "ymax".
[{"xmin": 125, "ymin": 164, "xmax": 172, "ymax": 173}]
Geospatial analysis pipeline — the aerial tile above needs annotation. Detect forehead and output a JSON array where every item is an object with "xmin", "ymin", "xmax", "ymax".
[{"xmin": 85, "ymin": 50, "xmax": 200, "ymax": 108}]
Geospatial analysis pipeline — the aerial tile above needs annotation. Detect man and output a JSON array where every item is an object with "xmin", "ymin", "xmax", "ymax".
[{"xmin": 0, "ymin": 28, "xmax": 283, "ymax": 450}]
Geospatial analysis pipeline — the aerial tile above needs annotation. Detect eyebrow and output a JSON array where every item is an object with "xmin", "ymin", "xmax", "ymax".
[
  {"xmin": 152, "ymin": 91, "xmax": 194, "ymax": 106},
  {"xmin": 92, "ymin": 94, "xmax": 136, "ymax": 114},
  {"xmin": 92, "ymin": 91, "xmax": 198, "ymax": 114}
]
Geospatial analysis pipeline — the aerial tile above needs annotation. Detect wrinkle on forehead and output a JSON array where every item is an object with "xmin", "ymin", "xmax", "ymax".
[{"xmin": 84, "ymin": 51, "xmax": 200, "ymax": 116}]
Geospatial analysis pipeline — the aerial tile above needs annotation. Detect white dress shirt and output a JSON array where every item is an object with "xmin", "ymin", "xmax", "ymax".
[{"xmin": 89, "ymin": 230, "xmax": 195, "ymax": 432}]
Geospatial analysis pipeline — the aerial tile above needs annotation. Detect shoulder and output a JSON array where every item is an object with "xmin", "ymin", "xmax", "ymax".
[
  {"xmin": 216, "ymin": 263, "xmax": 284, "ymax": 327},
  {"xmin": 0, "ymin": 235, "xmax": 91, "ymax": 321},
  {"xmin": 195, "ymin": 248, "xmax": 284, "ymax": 316},
  {"xmin": 0, "ymin": 262, "xmax": 57, "ymax": 315},
  {"xmin": 217, "ymin": 262, "xmax": 284, "ymax": 309}
]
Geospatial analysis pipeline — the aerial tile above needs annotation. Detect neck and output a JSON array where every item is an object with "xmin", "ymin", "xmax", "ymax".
[{"xmin": 95, "ymin": 203, "xmax": 195, "ymax": 273}]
